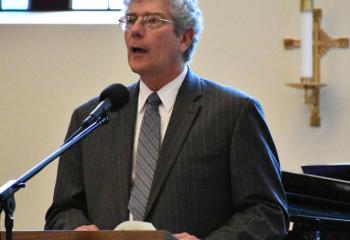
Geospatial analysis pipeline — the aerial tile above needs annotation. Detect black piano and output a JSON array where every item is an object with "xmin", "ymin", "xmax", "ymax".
[{"xmin": 283, "ymin": 171, "xmax": 350, "ymax": 239}]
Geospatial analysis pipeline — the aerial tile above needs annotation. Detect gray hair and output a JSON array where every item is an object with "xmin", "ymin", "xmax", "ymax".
[{"xmin": 123, "ymin": 0, "xmax": 203, "ymax": 63}]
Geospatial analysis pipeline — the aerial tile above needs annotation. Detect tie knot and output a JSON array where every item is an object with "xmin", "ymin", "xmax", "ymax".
[{"xmin": 147, "ymin": 92, "xmax": 162, "ymax": 106}]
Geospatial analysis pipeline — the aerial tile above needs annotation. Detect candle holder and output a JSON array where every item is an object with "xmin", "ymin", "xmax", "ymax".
[{"xmin": 284, "ymin": 0, "xmax": 349, "ymax": 127}]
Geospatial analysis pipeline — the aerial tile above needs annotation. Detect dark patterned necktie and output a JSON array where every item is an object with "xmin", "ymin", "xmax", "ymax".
[{"xmin": 128, "ymin": 92, "xmax": 162, "ymax": 220}]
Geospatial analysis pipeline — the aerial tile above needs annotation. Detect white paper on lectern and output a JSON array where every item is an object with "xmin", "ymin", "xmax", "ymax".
[{"xmin": 114, "ymin": 220, "xmax": 156, "ymax": 230}]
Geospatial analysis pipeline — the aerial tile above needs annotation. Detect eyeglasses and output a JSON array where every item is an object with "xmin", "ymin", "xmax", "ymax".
[{"xmin": 119, "ymin": 14, "xmax": 175, "ymax": 31}]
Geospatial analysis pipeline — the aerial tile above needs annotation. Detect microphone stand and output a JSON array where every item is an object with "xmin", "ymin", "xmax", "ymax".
[{"xmin": 0, "ymin": 114, "xmax": 109, "ymax": 240}]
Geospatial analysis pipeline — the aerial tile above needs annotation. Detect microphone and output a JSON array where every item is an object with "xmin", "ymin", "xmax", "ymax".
[{"xmin": 81, "ymin": 83, "xmax": 130, "ymax": 128}]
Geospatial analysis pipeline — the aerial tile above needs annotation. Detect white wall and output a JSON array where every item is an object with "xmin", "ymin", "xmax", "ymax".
[{"xmin": 0, "ymin": 0, "xmax": 349, "ymax": 230}]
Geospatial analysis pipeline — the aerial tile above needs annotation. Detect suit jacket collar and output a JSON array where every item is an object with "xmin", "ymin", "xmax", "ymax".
[
  {"xmin": 113, "ymin": 82, "xmax": 139, "ymax": 177},
  {"xmin": 144, "ymin": 69, "xmax": 202, "ymax": 218},
  {"xmin": 105, "ymin": 82, "xmax": 139, "ymax": 222}
]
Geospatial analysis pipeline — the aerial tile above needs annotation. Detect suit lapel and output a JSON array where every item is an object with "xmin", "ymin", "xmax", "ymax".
[
  {"xmin": 144, "ymin": 70, "xmax": 202, "ymax": 218},
  {"xmin": 107, "ymin": 82, "xmax": 139, "ymax": 220}
]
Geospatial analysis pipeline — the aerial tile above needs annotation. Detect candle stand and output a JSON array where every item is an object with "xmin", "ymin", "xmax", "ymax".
[{"xmin": 284, "ymin": 1, "xmax": 348, "ymax": 127}]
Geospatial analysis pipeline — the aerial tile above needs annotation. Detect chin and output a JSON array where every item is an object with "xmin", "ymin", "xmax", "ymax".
[
  {"xmin": 129, "ymin": 61, "xmax": 150, "ymax": 75},
  {"xmin": 129, "ymin": 64, "xmax": 146, "ymax": 75}
]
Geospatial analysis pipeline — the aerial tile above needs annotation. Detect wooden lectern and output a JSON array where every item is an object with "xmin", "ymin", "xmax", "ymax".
[{"xmin": 0, "ymin": 230, "xmax": 175, "ymax": 240}]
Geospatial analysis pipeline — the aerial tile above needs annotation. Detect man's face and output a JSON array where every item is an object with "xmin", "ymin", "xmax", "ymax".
[{"xmin": 124, "ymin": 0, "xmax": 187, "ymax": 79}]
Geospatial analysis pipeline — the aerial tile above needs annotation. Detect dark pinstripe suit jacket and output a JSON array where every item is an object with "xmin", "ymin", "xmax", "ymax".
[{"xmin": 45, "ymin": 70, "xmax": 289, "ymax": 239}]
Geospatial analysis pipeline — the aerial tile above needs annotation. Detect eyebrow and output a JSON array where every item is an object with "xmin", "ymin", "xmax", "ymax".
[{"xmin": 126, "ymin": 12, "xmax": 168, "ymax": 17}]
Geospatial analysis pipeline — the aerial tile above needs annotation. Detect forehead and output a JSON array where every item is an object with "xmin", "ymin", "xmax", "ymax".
[{"xmin": 127, "ymin": 0, "xmax": 171, "ymax": 14}]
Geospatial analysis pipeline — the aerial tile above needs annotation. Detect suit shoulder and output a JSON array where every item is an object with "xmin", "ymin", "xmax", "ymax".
[
  {"xmin": 71, "ymin": 82, "xmax": 137, "ymax": 118},
  {"xmin": 198, "ymin": 77, "xmax": 267, "ymax": 124},
  {"xmin": 72, "ymin": 96, "xmax": 99, "ymax": 119},
  {"xmin": 199, "ymin": 78, "xmax": 258, "ymax": 105}
]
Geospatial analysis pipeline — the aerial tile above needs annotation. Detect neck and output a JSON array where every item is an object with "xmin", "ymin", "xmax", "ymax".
[{"xmin": 140, "ymin": 64, "xmax": 185, "ymax": 92}]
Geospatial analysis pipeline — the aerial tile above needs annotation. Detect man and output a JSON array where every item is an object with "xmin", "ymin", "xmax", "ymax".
[{"xmin": 45, "ymin": 0, "xmax": 289, "ymax": 239}]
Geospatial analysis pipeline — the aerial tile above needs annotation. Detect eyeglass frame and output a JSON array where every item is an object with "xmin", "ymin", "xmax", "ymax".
[{"xmin": 118, "ymin": 13, "xmax": 175, "ymax": 31}]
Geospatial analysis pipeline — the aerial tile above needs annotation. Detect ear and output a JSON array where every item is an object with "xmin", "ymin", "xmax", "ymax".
[{"xmin": 179, "ymin": 28, "xmax": 194, "ymax": 54}]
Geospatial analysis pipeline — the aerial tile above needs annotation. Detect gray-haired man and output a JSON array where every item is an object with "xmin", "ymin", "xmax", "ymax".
[{"xmin": 45, "ymin": 0, "xmax": 289, "ymax": 239}]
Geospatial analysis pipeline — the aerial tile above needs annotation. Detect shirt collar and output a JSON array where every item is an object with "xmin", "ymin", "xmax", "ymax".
[{"xmin": 138, "ymin": 66, "xmax": 188, "ymax": 113}]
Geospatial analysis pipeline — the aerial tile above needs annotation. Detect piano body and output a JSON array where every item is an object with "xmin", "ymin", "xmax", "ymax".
[{"xmin": 283, "ymin": 171, "xmax": 350, "ymax": 239}]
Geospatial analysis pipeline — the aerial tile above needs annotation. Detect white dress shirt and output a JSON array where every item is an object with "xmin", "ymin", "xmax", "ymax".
[{"xmin": 129, "ymin": 66, "xmax": 188, "ymax": 220}]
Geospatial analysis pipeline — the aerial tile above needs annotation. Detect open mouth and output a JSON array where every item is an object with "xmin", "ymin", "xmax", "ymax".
[{"xmin": 131, "ymin": 47, "xmax": 147, "ymax": 53}]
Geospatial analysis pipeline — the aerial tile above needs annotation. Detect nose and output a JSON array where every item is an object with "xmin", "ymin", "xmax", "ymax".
[{"xmin": 129, "ymin": 18, "xmax": 145, "ymax": 38}]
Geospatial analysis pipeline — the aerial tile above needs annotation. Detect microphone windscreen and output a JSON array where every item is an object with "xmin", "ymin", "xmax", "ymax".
[{"xmin": 99, "ymin": 83, "xmax": 130, "ymax": 112}]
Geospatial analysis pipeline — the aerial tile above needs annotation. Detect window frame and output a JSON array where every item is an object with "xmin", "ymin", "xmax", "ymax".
[{"xmin": 0, "ymin": 0, "xmax": 124, "ymax": 11}]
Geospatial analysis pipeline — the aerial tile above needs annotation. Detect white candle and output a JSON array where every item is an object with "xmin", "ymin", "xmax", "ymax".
[{"xmin": 300, "ymin": 0, "xmax": 313, "ymax": 78}]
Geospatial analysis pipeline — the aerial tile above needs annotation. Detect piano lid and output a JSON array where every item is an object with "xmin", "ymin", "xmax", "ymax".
[
  {"xmin": 282, "ymin": 171, "xmax": 350, "ymax": 225},
  {"xmin": 302, "ymin": 163, "xmax": 350, "ymax": 181}
]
